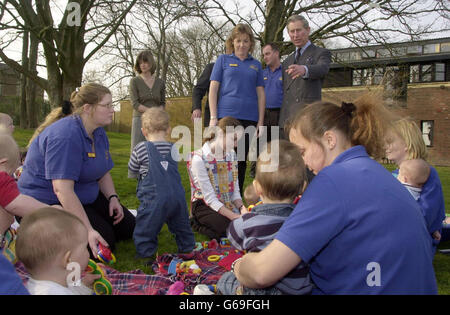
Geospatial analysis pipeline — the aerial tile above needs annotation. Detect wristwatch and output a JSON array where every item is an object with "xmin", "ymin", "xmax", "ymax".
[{"xmin": 108, "ymin": 194, "xmax": 120, "ymax": 202}]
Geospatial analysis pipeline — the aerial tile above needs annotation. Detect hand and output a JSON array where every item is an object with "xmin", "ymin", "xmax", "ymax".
[
  {"xmin": 191, "ymin": 109, "xmax": 202, "ymax": 122},
  {"xmin": 286, "ymin": 64, "xmax": 306, "ymax": 80},
  {"xmin": 432, "ymin": 230, "xmax": 442, "ymax": 241},
  {"xmin": 256, "ymin": 121, "xmax": 264, "ymax": 138},
  {"xmin": 109, "ymin": 197, "xmax": 124, "ymax": 225},
  {"xmin": 239, "ymin": 205, "xmax": 249, "ymax": 215},
  {"xmin": 209, "ymin": 117, "xmax": 218, "ymax": 127},
  {"xmin": 82, "ymin": 273, "xmax": 101, "ymax": 288},
  {"xmin": 88, "ymin": 230, "xmax": 108, "ymax": 257}
]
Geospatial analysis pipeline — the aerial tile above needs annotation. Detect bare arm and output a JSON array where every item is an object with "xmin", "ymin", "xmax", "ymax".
[
  {"xmin": 98, "ymin": 172, "xmax": 124, "ymax": 225},
  {"xmin": 52, "ymin": 179, "xmax": 107, "ymax": 253},
  {"xmin": 208, "ymin": 80, "xmax": 220, "ymax": 126},
  {"xmin": 256, "ymin": 86, "xmax": 265, "ymax": 136},
  {"xmin": 234, "ymin": 239, "xmax": 302, "ymax": 288},
  {"xmin": 4, "ymin": 194, "xmax": 50, "ymax": 218}
]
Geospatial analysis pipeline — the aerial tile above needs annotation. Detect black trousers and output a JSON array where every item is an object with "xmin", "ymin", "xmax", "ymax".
[
  {"xmin": 83, "ymin": 193, "xmax": 136, "ymax": 253},
  {"xmin": 190, "ymin": 200, "xmax": 230, "ymax": 241},
  {"xmin": 236, "ymin": 119, "xmax": 257, "ymax": 194}
]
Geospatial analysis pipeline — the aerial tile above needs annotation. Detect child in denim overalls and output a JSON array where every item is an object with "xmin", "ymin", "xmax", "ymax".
[{"xmin": 129, "ymin": 107, "xmax": 195, "ymax": 259}]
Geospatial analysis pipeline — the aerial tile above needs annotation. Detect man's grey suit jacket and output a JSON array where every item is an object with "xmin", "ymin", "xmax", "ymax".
[{"xmin": 279, "ymin": 43, "xmax": 331, "ymax": 129}]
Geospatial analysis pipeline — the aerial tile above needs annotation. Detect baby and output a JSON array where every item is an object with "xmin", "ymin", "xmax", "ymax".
[
  {"xmin": 397, "ymin": 159, "xmax": 441, "ymax": 241},
  {"xmin": 397, "ymin": 159, "xmax": 430, "ymax": 201},
  {"xmin": 15, "ymin": 207, "xmax": 100, "ymax": 295}
]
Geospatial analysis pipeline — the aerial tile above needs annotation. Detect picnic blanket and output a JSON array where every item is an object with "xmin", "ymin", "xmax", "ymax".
[{"xmin": 13, "ymin": 243, "xmax": 240, "ymax": 295}]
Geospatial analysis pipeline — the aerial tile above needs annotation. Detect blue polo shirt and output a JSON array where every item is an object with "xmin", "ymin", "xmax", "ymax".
[
  {"xmin": 210, "ymin": 53, "xmax": 264, "ymax": 122},
  {"xmin": 18, "ymin": 115, "xmax": 114, "ymax": 205},
  {"xmin": 0, "ymin": 254, "xmax": 29, "ymax": 295},
  {"xmin": 276, "ymin": 146, "xmax": 437, "ymax": 295},
  {"xmin": 263, "ymin": 65, "xmax": 283, "ymax": 109}
]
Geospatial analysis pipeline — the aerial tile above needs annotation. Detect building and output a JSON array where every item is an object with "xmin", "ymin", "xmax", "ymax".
[{"xmin": 322, "ymin": 37, "xmax": 450, "ymax": 166}]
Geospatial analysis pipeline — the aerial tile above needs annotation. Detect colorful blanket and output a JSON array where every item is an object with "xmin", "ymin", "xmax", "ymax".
[{"xmin": 14, "ymin": 245, "xmax": 238, "ymax": 295}]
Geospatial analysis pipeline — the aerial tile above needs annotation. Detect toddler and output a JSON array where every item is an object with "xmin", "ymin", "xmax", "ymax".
[
  {"xmin": 0, "ymin": 113, "xmax": 14, "ymax": 135},
  {"xmin": 0, "ymin": 135, "xmax": 50, "ymax": 243},
  {"xmin": 128, "ymin": 107, "xmax": 195, "ymax": 260},
  {"xmin": 15, "ymin": 207, "xmax": 99, "ymax": 295},
  {"xmin": 217, "ymin": 140, "xmax": 312, "ymax": 295}
]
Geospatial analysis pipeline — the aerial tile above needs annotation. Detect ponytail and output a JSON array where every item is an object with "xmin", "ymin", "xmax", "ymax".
[{"xmin": 291, "ymin": 94, "xmax": 393, "ymax": 159}]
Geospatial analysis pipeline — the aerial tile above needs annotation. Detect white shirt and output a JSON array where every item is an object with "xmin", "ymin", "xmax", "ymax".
[
  {"xmin": 26, "ymin": 278, "xmax": 93, "ymax": 295},
  {"xmin": 190, "ymin": 142, "xmax": 241, "ymax": 212}
]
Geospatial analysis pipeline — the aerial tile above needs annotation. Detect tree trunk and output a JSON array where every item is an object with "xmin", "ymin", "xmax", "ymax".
[
  {"xmin": 26, "ymin": 31, "xmax": 39, "ymax": 128},
  {"xmin": 19, "ymin": 30, "xmax": 29, "ymax": 128}
]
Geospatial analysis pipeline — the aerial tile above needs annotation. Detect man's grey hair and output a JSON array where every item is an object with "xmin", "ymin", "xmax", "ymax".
[{"xmin": 286, "ymin": 15, "xmax": 309, "ymax": 29}]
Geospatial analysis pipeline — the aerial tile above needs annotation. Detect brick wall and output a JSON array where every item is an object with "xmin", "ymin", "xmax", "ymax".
[{"xmin": 323, "ymin": 82, "xmax": 450, "ymax": 166}]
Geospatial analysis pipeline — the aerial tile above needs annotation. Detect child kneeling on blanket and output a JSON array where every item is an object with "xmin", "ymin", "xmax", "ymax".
[
  {"xmin": 217, "ymin": 140, "xmax": 313, "ymax": 295},
  {"xmin": 16, "ymin": 207, "xmax": 100, "ymax": 295},
  {"xmin": 128, "ymin": 107, "xmax": 195, "ymax": 260}
]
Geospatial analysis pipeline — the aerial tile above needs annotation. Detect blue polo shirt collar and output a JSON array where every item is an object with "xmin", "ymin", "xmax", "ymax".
[
  {"xmin": 269, "ymin": 64, "xmax": 282, "ymax": 73},
  {"xmin": 332, "ymin": 145, "xmax": 368, "ymax": 165},
  {"xmin": 230, "ymin": 53, "xmax": 254, "ymax": 61},
  {"xmin": 74, "ymin": 114, "xmax": 102, "ymax": 142}
]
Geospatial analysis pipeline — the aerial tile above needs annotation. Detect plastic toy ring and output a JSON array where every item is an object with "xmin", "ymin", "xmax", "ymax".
[{"xmin": 208, "ymin": 255, "xmax": 221, "ymax": 262}]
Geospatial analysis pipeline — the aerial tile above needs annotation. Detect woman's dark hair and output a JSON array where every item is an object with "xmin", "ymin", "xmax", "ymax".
[{"xmin": 134, "ymin": 50, "xmax": 156, "ymax": 75}]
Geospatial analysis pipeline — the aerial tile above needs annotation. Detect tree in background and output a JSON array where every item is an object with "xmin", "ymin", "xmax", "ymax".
[{"xmin": 0, "ymin": 0, "xmax": 137, "ymax": 118}]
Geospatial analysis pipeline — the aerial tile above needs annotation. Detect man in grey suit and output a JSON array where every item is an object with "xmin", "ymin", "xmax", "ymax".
[{"xmin": 279, "ymin": 15, "xmax": 331, "ymax": 135}]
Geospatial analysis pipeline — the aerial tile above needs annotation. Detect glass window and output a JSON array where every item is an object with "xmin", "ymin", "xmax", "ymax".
[
  {"xmin": 376, "ymin": 48, "xmax": 390, "ymax": 58},
  {"xmin": 421, "ymin": 121, "xmax": 434, "ymax": 147},
  {"xmin": 352, "ymin": 69, "xmax": 362, "ymax": 86},
  {"xmin": 441, "ymin": 42, "xmax": 450, "ymax": 53},
  {"xmin": 336, "ymin": 52, "xmax": 350, "ymax": 62},
  {"xmin": 423, "ymin": 44, "xmax": 439, "ymax": 54},
  {"xmin": 435, "ymin": 63, "xmax": 445, "ymax": 81},
  {"xmin": 349, "ymin": 51, "xmax": 361, "ymax": 61},
  {"xmin": 373, "ymin": 67, "xmax": 384, "ymax": 85},
  {"xmin": 422, "ymin": 64, "xmax": 432, "ymax": 82},
  {"xmin": 362, "ymin": 49, "xmax": 376, "ymax": 59},
  {"xmin": 410, "ymin": 65, "xmax": 420, "ymax": 83},
  {"xmin": 407, "ymin": 45, "xmax": 422, "ymax": 55}
]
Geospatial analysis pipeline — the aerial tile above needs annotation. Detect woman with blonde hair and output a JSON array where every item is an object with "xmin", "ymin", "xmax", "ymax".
[
  {"xmin": 209, "ymin": 24, "xmax": 265, "ymax": 193},
  {"xmin": 18, "ymin": 83, "xmax": 136, "ymax": 256},
  {"xmin": 230, "ymin": 98, "xmax": 437, "ymax": 294},
  {"xmin": 385, "ymin": 117, "xmax": 445, "ymax": 253}
]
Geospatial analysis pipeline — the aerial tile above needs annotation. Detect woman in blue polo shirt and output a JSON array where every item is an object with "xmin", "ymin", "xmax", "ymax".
[
  {"xmin": 209, "ymin": 23, "xmax": 265, "ymax": 193},
  {"xmin": 18, "ymin": 83, "xmax": 135, "ymax": 256},
  {"xmin": 230, "ymin": 98, "xmax": 438, "ymax": 295},
  {"xmin": 385, "ymin": 118, "xmax": 445, "ymax": 253}
]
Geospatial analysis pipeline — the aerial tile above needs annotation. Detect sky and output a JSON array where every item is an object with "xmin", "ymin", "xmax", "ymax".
[{"xmin": 1, "ymin": 0, "xmax": 449, "ymax": 102}]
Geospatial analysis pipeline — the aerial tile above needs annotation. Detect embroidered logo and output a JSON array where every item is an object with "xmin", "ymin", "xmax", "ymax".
[{"xmin": 249, "ymin": 65, "xmax": 258, "ymax": 71}]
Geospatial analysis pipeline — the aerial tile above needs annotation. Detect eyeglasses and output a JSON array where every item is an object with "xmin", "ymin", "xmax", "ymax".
[{"xmin": 96, "ymin": 102, "xmax": 114, "ymax": 110}]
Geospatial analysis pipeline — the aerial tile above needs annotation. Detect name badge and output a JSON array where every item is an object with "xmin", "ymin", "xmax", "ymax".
[
  {"xmin": 88, "ymin": 153, "xmax": 96, "ymax": 158},
  {"xmin": 264, "ymin": 77, "xmax": 268, "ymax": 80},
  {"xmin": 229, "ymin": 64, "xmax": 238, "ymax": 67}
]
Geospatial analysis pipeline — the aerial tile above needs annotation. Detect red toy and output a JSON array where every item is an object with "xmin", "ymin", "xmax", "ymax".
[{"xmin": 97, "ymin": 243, "xmax": 116, "ymax": 265}]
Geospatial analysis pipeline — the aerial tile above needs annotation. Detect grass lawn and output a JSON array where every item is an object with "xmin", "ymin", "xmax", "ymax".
[{"xmin": 12, "ymin": 128, "xmax": 450, "ymax": 294}]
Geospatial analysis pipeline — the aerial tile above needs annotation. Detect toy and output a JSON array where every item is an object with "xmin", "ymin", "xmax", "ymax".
[
  {"xmin": 247, "ymin": 201, "xmax": 262, "ymax": 212},
  {"xmin": 86, "ymin": 259, "xmax": 113, "ymax": 295},
  {"xmin": 176, "ymin": 260, "xmax": 202, "ymax": 274},
  {"xmin": 220, "ymin": 237, "xmax": 231, "ymax": 247},
  {"xmin": 194, "ymin": 242, "xmax": 203, "ymax": 251},
  {"xmin": 168, "ymin": 258, "xmax": 183, "ymax": 275},
  {"xmin": 97, "ymin": 243, "xmax": 116, "ymax": 265},
  {"xmin": 167, "ymin": 281, "xmax": 185, "ymax": 295}
]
